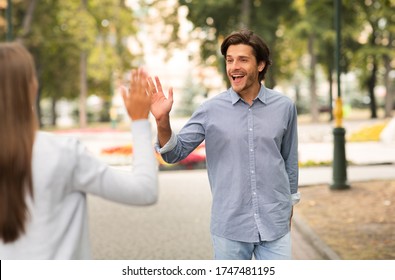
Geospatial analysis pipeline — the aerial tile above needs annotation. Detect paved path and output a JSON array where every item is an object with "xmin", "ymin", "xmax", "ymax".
[
  {"xmin": 88, "ymin": 170, "xmax": 213, "ymax": 260},
  {"xmin": 88, "ymin": 169, "xmax": 321, "ymax": 260},
  {"xmin": 88, "ymin": 165, "xmax": 395, "ymax": 260}
]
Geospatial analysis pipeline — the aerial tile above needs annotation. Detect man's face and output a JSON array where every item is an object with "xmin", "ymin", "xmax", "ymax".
[{"xmin": 225, "ymin": 44, "xmax": 264, "ymax": 96}]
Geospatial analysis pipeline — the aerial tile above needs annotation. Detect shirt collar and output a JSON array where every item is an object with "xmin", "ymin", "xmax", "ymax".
[{"xmin": 229, "ymin": 84, "xmax": 267, "ymax": 105}]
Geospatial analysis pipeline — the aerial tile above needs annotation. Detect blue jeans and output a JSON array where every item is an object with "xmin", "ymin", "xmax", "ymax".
[{"xmin": 212, "ymin": 232, "xmax": 292, "ymax": 260}]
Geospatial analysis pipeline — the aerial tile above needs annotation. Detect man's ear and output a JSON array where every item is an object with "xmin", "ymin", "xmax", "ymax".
[{"xmin": 258, "ymin": 61, "xmax": 265, "ymax": 72}]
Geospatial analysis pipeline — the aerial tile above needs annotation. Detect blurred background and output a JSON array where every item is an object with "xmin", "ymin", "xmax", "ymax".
[
  {"xmin": 1, "ymin": 0, "xmax": 395, "ymax": 260},
  {"xmin": 1, "ymin": 0, "xmax": 394, "ymax": 129}
]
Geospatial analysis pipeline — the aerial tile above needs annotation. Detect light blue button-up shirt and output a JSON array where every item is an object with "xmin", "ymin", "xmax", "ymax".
[{"xmin": 159, "ymin": 85, "xmax": 299, "ymax": 242}]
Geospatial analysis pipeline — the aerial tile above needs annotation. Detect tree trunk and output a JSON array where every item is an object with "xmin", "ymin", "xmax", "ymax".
[
  {"xmin": 328, "ymin": 69, "xmax": 334, "ymax": 121},
  {"xmin": 266, "ymin": 64, "xmax": 276, "ymax": 89},
  {"xmin": 368, "ymin": 58, "xmax": 378, "ymax": 119},
  {"xmin": 240, "ymin": 0, "xmax": 251, "ymax": 28},
  {"xmin": 16, "ymin": 0, "xmax": 38, "ymax": 42},
  {"xmin": 308, "ymin": 34, "xmax": 319, "ymax": 122},
  {"xmin": 383, "ymin": 54, "xmax": 393, "ymax": 118},
  {"xmin": 51, "ymin": 97, "xmax": 57, "ymax": 126},
  {"xmin": 34, "ymin": 60, "xmax": 44, "ymax": 128},
  {"xmin": 35, "ymin": 85, "xmax": 43, "ymax": 128},
  {"xmin": 79, "ymin": 51, "xmax": 88, "ymax": 128},
  {"xmin": 79, "ymin": 0, "xmax": 88, "ymax": 128},
  {"xmin": 295, "ymin": 83, "xmax": 302, "ymax": 113}
]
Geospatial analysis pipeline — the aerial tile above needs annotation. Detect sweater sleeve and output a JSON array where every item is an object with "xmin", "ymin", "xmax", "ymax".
[{"xmin": 71, "ymin": 120, "xmax": 158, "ymax": 205}]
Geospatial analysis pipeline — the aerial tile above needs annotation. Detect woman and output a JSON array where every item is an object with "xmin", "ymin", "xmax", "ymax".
[{"xmin": 0, "ymin": 42, "xmax": 158, "ymax": 259}]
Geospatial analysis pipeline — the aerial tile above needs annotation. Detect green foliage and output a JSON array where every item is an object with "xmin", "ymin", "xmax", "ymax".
[
  {"xmin": 178, "ymin": 0, "xmax": 295, "ymax": 85},
  {"xmin": 173, "ymin": 0, "xmax": 394, "ymax": 120},
  {"xmin": 22, "ymin": 1, "xmax": 79, "ymax": 101},
  {"xmin": 2, "ymin": 0, "xmax": 394, "ymax": 123},
  {"xmin": 1, "ymin": 0, "xmax": 138, "ymax": 125},
  {"xmin": 345, "ymin": 0, "xmax": 395, "ymax": 90},
  {"xmin": 139, "ymin": 0, "xmax": 182, "ymax": 61}
]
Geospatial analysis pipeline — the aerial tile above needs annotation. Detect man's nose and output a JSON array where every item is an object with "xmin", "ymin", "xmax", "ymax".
[{"xmin": 230, "ymin": 60, "xmax": 241, "ymax": 69}]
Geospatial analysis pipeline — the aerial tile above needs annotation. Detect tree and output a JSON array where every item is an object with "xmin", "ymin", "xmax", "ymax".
[
  {"xmin": 176, "ymin": 0, "xmax": 340, "ymax": 122},
  {"xmin": 177, "ymin": 0, "xmax": 293, "ymax": 89},
  {"xmin": 30, "ymin": 1, "xmax": 95, "ymax": 126},
  {"xmin": 346, "ymin": 0, "xmax": 395, "ymax": 119},
  {"xmin": 16, "ymin": 0, "xmax": 38, "ymax": 42},
  {"xmin": 3, "ymin": 0, "xmax": 138, "ymax": 127},
  {"xmin": 176, "ymin": 0, "xmax": 394, "ymax": 121},
  {"xmin": 280, "ymin": 0, "xmax": 342, "ymax": 122}
]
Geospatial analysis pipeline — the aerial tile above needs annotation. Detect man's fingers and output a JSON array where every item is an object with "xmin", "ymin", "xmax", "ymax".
[
  {"xmin": 168, "ymin": 87, "xmax": 174, "ymax": 102},
  {"xmin": 155, "ymin": 76, "xmax": 164, "ymax": 93},
  {"xmin": 147, "ymin": 76, "xmax": 157, "ymax": 94}
]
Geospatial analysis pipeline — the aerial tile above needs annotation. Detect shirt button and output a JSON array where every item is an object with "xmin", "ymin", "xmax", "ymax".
[
  {"xmin": 249, "ymin": 128, "xmax": 252, "ymax": 131},
  {"xmin": 250, "ymin": 149, "xmax": 253, "ymax": 152},
  {"xmin": 251, "ymin": 170, "xmax": 254, "ymax": 174}
]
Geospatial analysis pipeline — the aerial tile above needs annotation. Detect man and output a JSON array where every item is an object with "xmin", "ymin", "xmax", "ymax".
[{"xmin": 149, "ymin": 29, "xmax": 299, "ymax": 260}]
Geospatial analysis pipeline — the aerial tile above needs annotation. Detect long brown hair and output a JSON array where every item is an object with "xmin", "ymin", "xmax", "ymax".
[{"xmin": 0, "ymin": 42, "xmax": 38, "ymax": 243}]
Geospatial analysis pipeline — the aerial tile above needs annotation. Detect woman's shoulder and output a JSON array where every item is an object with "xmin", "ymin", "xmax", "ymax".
[
  {"xmin": 36, "ymin": 131, "xmax": 79, "ymax": 145},
  {"xmin": 34, "ymin": 131, "xmax": 81, "ymax": 155}
]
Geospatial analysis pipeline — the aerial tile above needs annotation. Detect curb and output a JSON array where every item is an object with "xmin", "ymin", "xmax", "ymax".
[{"xmin": 293, "ymin": 213, "xmax": 341, "ymax": 260}]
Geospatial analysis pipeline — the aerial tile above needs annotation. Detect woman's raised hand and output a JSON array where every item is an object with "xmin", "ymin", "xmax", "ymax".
[{"xmin": 121, "ymin": 68, "xmax": 151, "ymax": 120}]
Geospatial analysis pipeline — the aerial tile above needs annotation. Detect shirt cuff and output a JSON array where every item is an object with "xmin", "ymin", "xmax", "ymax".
[
  {"xmin": 292, "ymin": 192, "xmax": 301, "ymax": 205},
  {"xmin": 156, "ymin": 131, "xmax": 177, "ymax": 154}
]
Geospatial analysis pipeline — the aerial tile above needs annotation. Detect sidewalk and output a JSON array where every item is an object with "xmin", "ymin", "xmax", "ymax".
[
  {"xmin": 295, "ymin": 121, "xmax": 395, "ymax": 259},
  {"xmin": 296, "ymin": 121, "xmax": 394, "ymax": 259}
]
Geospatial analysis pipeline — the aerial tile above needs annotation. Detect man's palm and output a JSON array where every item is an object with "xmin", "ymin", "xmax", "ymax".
[{"xmin": 148, "ymin": 76, "xmax": 173, "ymax": 121}]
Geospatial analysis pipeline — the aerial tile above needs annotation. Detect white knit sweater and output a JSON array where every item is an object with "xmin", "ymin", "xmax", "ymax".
[{"xmin": 0, "ymin": 120, "xmax": 158, "ymax": 259}]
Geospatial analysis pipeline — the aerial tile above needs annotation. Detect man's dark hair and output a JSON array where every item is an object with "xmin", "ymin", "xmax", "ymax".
[{"xmin": 220, "ymin": 29, "xmax": 272, "ymax": 82}]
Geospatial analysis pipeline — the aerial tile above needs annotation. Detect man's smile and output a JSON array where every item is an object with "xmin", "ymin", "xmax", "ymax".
[{"xmin": 231, "ymin": 74, "xmax": 245, "ymax": 82}]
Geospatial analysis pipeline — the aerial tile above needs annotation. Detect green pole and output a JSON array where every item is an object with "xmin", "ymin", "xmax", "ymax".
[
  {"xmin": 331, "ymin": 0, "xmax": 350, "ymax": 190},
  {"xmin": 6, "ymin": 0, "xmax": 13, "ymax": 41}
]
